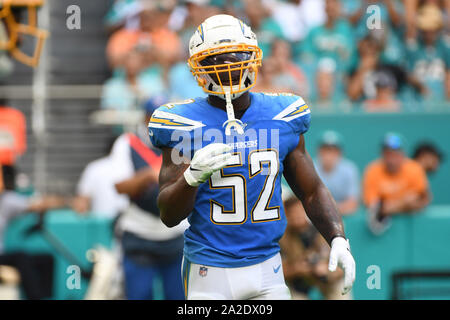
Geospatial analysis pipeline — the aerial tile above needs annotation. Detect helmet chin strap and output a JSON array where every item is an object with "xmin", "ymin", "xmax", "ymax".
[{"xmin": 222, "ymin": 89, "xmax": 245, "ymax": 135}]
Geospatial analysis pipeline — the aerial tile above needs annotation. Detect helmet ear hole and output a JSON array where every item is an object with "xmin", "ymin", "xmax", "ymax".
[{"xmin": 244, "ymin": 76, "xmax": 252, "ymax": 88}]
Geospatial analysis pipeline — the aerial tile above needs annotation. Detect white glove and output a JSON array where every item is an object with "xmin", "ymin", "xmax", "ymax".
[
  {"xmin": 184, "ymin": 143, "xmax": 233, "ymax": 187},
  {"xmin": 328, "ymin": 236, "xmax": 356, "ymax": 295}
]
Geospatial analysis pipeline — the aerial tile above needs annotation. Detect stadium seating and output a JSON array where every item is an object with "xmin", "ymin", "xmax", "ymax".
[{"xmin": 7, "ymin": 0, "xmax": 117, "ymax": 194}]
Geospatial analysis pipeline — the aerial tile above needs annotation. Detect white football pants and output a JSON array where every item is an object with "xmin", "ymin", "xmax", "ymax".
[{"xmin": 182, "ymin": 253, "xmax": 291, "ymax": 300}]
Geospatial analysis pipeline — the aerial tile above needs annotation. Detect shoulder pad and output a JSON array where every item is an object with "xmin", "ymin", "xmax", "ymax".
[
  {"xmin": 272, "ymin": 95, "xmax": 311, "ymax": 135},
  {"xmin": 148, "ymin": 99, "xmax": 205, "ymax": 149}
]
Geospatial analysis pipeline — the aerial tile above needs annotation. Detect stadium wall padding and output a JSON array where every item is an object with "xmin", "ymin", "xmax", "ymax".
[
  {"xmin": 305, "ymin": 112, "xmax": 450, "ymax": 205},
  {"xmin": 4, "ymin": 207, "xmax": 450, "ymax": 300}
]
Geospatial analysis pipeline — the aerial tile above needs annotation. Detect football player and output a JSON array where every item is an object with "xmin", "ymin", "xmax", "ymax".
[{"xmin": 148, "ymin": 14, "xmax": 355, "ymax": 300}]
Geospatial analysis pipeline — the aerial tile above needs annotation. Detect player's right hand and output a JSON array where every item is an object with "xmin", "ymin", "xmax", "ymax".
[{"xmin": 184, "ymin": 143, "xmax": 233, "ymax": 187}]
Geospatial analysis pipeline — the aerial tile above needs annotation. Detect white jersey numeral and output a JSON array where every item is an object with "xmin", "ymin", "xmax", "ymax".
[
  {"xmin": 209, "ymin": 150, "xmax": 280, "ymax": 224},
  {"xmin": 249, "ymin": 150, "xmax": 280, "ymax": 222},
  {"xmin": 210, "ymin": 153, "xmax": 247, "ymax": 224}
]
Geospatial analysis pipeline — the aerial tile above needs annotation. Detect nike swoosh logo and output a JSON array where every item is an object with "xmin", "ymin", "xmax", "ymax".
[{"xmin": 273, "ymin": 265, "xmax": 281, "ymax": 273}]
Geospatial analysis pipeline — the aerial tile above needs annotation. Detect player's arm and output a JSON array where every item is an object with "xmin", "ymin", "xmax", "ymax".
[
  {"xmin": 283, "ymin": 134, "xmax": 355, "ymax": 294},
  {"xmin": 284, "ymin": 135, "xmax": 345, "ymax": 244},
  {"xmin": 157, "ymin": 147, "xmax": 196, "ymax": 227},
  {"xmin": 157, "ymin": 143, "xmax": 232, "ymax": 227}
]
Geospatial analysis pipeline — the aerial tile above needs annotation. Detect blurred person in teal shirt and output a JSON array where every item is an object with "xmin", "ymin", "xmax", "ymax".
[
  {"xmin": 242, "ymin": 0, "xmax": 286, "ymax": 57},
  {"xmin": 343, "ymin": 0, "xmax": 407, "ymax": 80},
  {"xmin": 406, "ymin": 3, "xmax": 449, "ymax": 105},
  {"xmin": 101, "ymin": 49, "xmax": 166, "ymax": 111},
  {"xmin": 298, "ymin": 0, "xmax": 355, "ymax": 74},
  {"xmin": 308, "ymin": 58, "xmax": 351, "ymax": 112},
  {"xmin": 347, "ymin": 34, "xmax": 427, "ymax": 108}
]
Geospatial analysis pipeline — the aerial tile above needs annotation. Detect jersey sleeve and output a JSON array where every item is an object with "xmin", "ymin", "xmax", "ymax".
[
  {"xmin": 148, "ymin": 107, "xmax": 205, "ymax": 153},
  {"xmin": 272, "ymin": 95, "xmax": 311, "ymax": 136}
]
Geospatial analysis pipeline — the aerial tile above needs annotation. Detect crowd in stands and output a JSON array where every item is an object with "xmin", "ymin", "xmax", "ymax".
[
  {"xmin": 99, "ymin": 3, "xmax": 447, "ymax": 297},
  {"xmin": 0, "ymin": 0, "xmax": 449, "ymax": 300},
  {"xmin": 101, "ymin": 0, "xmax": 449, "ymax": 114}
]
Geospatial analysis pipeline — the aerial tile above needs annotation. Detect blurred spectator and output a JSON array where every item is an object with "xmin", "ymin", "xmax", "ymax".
[
  {"xmin": 280, "ymin": 191, "xmax": 351, "ymax": 300},
  {"xmin": 404, "ymin": 0, "xmax": 420, "ymax": 40},
  {"xmin": 370, "ymin": 27, "xmax": 406, "ymax": 67},
  {"xmin": 0, "ymin": 103, "xmax": 26, "ymax": 166},
  {"xmin": 346, "ymin": 0, "xmax": 404, "ymax": 31},
  {"xmin": 412, "ymin": 142, "xmax": 444, "ymax": 175},
  {"xmin": 104, "ymin": 0, "xmax": 179, "ymax": 33},
  {"xmin": 0, "ymin": 165, "xmax": 66, "ymax": 299},
  {"xmin": 363, "ymin": 69, "xmax": 401, "ymax": 112},
  {"xmin": 167, "ymin": 61, "xmax": 206, "ymax": 100},
  {"xmin": 299, "ymin": 0, "xmax": 355, "ymax": 73},
  {"xmin": 272, "ymin": 40, "xmax": 309, "ymax": 95},
  {"xmin": 269, "ymin": 0, "xmax": 326, "ymax": 43},
  {"xmin": 242, "ymin": 0, "xmax": 284, "ymax": 57},
  {"xmin": 253, "ymin": 58, "xmax": 291, "ymax": 93},
  {"xmin": 347, "ymin": 35, "xmax": 426, "ymax": 107},
  {"xmin": 166, "ymin": 0, "xmax": 215, "ymax": 100},
  {"xmin": 310, "ymin": 58, "xmax": 350, "ymax": 111},
  {"xmin": 343, "ymin": 0, "xmax": 407, "ymax": 68},
  {"xmin": 106, "ymin": 4, "xmax": 181, "ymax": 70},
  {"xmin": 114, "ymin": 104, "xmax": 186, "ymax": 300},
  {"xmin": 313, "ymin": 59, "xmax": 336, "ymax": 110},
  {"xmin": 254, "ymin": 40, "xmax": 308, "ymax": 96},
  {"xmin": 174, "ymin": 0, "xmax": 220, "ymax": 53},
  {"xmin": 363, "ymin": 133, "xmax": 430, "ymax": 234},
  {"xmin": 404, "ymin": 0, "xmax": 450, "ymax": 42},
  {"xmin": 104, "ymin": 0, "xmax": 142, "ymax": 34},
  {"xmin": 314, "ymin": 131, "xmax": 360, "ymax": 216},
  {"xmin": 345, "ymin": 0, "xmax": 405, "ymax": 64},
  {"xmin": 101, "ymin": 49, "xmax": 165, "ymax": 111},
  {"xmin": 405, "ymin": 3, "xmax": 450, "ymax": 104},
  {"xmin": 72, "ymin": 137, "xmax": 130, "ymax": 219}
]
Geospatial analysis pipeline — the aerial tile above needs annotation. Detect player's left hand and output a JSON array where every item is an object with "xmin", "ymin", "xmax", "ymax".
[{"xmin": 328, "ymin": 236, "xmax": 356, "ymax": 295}]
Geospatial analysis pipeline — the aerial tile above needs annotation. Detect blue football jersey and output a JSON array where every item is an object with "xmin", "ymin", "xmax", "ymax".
[{"xmin": 148, "ymin": 92, "xmax": 311, "ymax": 268}]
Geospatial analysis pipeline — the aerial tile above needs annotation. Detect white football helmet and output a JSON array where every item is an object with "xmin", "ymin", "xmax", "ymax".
[{"xmin": 187, "ymin": 14, "xmax": 263, "ymax": 100}]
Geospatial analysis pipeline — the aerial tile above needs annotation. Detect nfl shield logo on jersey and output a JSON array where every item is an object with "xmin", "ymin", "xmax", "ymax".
[{"xmin": 199, "ymin": 266, "xmax": 208, "ymax": 277}]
